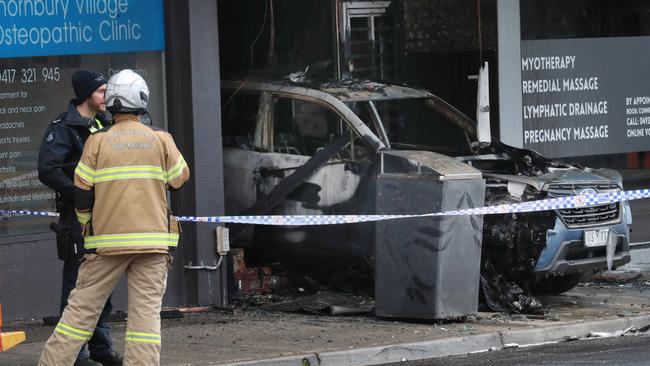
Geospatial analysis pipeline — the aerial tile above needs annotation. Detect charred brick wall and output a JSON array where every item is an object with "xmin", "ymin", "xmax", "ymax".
[{"xmin": 402, "ymin": 0, "xmax": 497, "ymax": 53}]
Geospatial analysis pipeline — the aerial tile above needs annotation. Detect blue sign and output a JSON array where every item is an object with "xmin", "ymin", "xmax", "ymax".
[{"xmin": 0, "ymin": 0, "xmax": 165, "ymax": 58}]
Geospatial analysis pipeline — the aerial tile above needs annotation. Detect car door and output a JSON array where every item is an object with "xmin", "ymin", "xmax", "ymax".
[{"xmin": 256, "ymin": 95, "xmax": 373, "ymax": 216}]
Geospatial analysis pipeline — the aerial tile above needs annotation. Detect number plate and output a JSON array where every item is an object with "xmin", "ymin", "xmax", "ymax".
[{"xmin": 584, "ymin": 229, "xmax": 609, "ymax": 247}]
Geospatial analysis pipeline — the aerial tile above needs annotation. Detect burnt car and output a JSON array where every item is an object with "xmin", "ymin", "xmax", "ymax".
[{"xmin": 221, "ymin": 78, "xmax": 632, "ymax": 314}]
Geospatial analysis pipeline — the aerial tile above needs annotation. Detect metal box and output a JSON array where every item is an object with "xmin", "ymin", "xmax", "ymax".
[{"xmin": 375, "ymin": 165, "xmax": 485, "ymax": 319}]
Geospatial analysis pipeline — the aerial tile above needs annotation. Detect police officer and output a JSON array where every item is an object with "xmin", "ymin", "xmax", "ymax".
[{"xmin": 38, "ymin": 70, "xmax": 123, "ymax": 366}]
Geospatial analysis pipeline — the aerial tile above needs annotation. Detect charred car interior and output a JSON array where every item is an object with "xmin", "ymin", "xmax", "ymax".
[{"xmin": 221, "ymin": 78, "xmax": 632, "ymax": 319}]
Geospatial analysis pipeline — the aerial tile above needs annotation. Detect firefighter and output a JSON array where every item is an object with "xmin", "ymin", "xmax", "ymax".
[
  {"xmin": 38, "ymin": 69, "xmax": 190, "ymax": 366},
  {"xmin": 38, "ymin": 70, "xmax": 122, "ymax": 366}
]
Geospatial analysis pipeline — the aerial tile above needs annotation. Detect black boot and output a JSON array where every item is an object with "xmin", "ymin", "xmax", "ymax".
[
  {"xmin": 91, "ymin": 350, "xmax": 124, "ymax": 366},
  {"xmin": 74, "ymin": 358, "xmax": 102, "ymax": 366}
]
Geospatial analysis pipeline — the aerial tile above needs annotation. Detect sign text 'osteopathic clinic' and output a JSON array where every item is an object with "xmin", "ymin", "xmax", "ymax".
[{"xmin": 0, "ymin": 0, "xmax": 164, "ymax": 58}]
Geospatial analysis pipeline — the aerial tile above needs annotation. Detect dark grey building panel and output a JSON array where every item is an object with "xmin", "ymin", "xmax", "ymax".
[
  {"xmin": 0, "ymin": 235, "xmax": 59, "ymax": 321},
  {"xmin": 165, "ymin": 0, "xmax": 226, "ymax": 307}
]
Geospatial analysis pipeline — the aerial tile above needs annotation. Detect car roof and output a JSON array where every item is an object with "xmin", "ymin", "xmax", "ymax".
[
  {"xmin": 318, "ymin": 80, "xmax": 432, "ymax": 102},
  {"xmin": 221, "ymin": 79, "xmax": 432, "ymax": 102},
  {"xmin": 220, "ymin": 79, "xmax": 477, "ymax": 139}
]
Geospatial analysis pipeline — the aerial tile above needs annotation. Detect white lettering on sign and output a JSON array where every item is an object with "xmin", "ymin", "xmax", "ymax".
[
  {"xmin": 522, "ymin": 77, "xmax": 599, "ymax": 94},
  {"xmin": 523, "ymin": 101, "xmax": 607, "ymax": 119},
  {"xmin": 0, "ymin": 0, "xmax": 148, "ymax": 49},
  {"xmin": 524, "ymin": 125, "xmax": 610, "ymax": 143},
  {"xmin": 524, "ymin": 128, "xmax": 572, "ymax": 143},
  {"xmin": 0, "ymin": 0, "xmax": 70, "ymax": 19},
  {"xmin": 99, "ymin": 19, "xmax": 141, "ymax": 41},
  {"xmin": 0, "ymin": 0, "xmax": 130, "ymax": 20},
  {"xmin": 521, "ymin": 56, "xmax": 576, "ymax": 71},
  {"xmin": 75, "ymin": 0, "xmax": 129, "ymax": 19}
]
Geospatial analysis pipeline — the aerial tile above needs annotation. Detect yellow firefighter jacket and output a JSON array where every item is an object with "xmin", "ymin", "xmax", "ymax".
[{"xmin": 73, "ymin": 114, "xmax": 190, "ymax": 255}]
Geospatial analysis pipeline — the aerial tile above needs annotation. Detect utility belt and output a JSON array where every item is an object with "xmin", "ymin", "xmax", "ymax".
[
  {"xmin": 50, "ymin": 194, "xmax": 84, "ymax": 262},
  {"xmin": 49, "ymin": 222, "xmax": 85, "ymax": 262}
]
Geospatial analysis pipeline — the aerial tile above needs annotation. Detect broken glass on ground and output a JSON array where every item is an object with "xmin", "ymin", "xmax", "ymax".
[{"xmin": 263, "ymin": 291, "xmax": 374, "ymax": 316}]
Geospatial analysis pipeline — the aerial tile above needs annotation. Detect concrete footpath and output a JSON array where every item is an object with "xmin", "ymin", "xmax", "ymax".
[{"xmin": 2, "ymin": 275, "xmax": 650, "ymax": 366}]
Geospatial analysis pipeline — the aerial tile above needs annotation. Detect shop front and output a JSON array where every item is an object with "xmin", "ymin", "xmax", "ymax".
[{"xmin": 0, "ymin": 0, "xmax": 226, "ymax": 321}]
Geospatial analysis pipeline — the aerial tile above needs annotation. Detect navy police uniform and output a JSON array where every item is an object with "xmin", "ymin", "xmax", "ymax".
[{"xmin": 38, "ymin": 101, "xmax": 116, "ymax": 362}]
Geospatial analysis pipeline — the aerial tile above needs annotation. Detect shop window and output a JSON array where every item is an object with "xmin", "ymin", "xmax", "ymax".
[{"xmin": 0, "ymin": 52, "xmax": 165, "ymax": 237}]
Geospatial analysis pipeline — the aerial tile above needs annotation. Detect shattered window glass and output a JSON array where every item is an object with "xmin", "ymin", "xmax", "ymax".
[
  {"xmin": 373, "ymin": 98, "xmax": 472, "ymax": 156},
  {"xmin": 272, "ymin": 98, "xmax": 344, "ymax": 156}
]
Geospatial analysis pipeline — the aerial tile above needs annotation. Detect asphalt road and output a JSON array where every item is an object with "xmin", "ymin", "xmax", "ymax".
[{"xmin": 379, "ymin": 333, "xmax": 650, "ymax": 366}]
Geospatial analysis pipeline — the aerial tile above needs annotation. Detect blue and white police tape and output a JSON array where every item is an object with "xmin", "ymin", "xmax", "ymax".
[
  {"xmin": 0, "ymin": 209, "xmax": 59, "ymax": 217},
  {"xmin": 1, "ymin": 188, "xmax": 648, "ymax": 226}
]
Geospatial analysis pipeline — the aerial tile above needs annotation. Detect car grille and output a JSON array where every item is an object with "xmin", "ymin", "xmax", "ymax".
[{"xmin": 547, "ymin": 182, "xmax": 621, "ymax": 228}]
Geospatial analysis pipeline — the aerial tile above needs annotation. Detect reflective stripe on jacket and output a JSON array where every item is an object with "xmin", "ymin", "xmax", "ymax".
[{"xmin": 73, "ymin": 114, "xmax": 189, "ymax": 255}]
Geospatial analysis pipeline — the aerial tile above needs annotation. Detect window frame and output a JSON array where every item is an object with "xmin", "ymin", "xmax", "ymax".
[{"xmin": 266, "ymin": 93, "xmax": 366, "ymax": 157}]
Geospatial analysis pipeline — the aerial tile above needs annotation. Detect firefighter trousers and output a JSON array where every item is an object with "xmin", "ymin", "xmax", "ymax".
[{"xmin": 39, "ymin": 253, "xmax": 170, "ymax": 366}]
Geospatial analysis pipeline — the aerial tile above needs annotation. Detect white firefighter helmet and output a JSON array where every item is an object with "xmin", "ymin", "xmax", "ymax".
[{"xmin": 105, "ymin": 69, "xmax": 149, "ymax": 114}]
